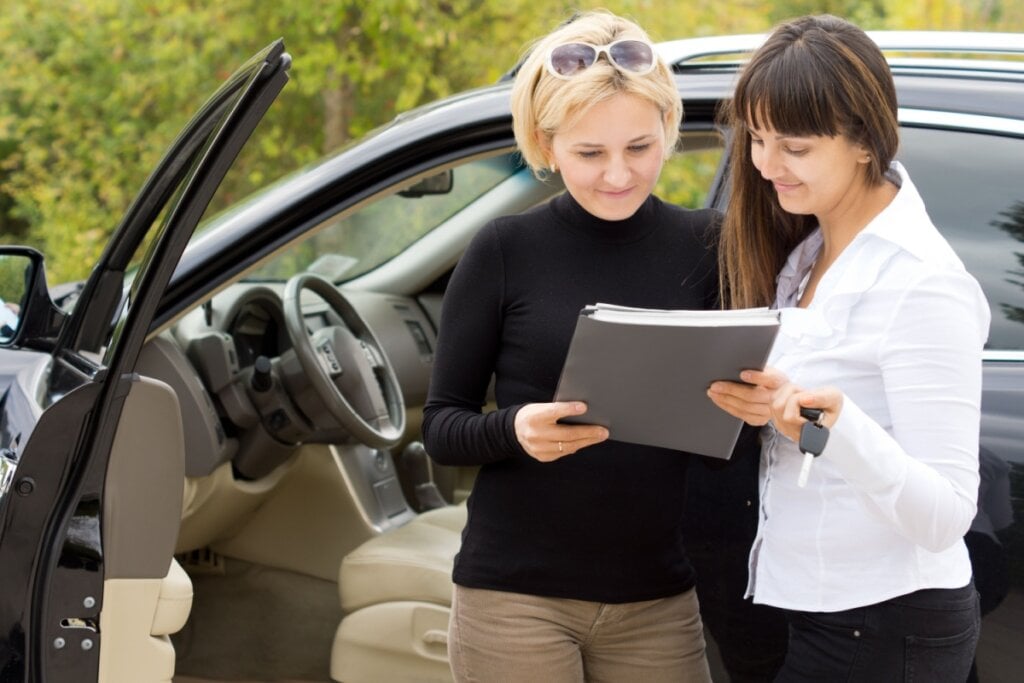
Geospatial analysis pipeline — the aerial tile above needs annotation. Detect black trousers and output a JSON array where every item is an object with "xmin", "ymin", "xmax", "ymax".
[
  {"xmin": 684, "ymin": 427, "xmax": 788, "ymax": 682},
  {"xmin": 776, "ymin": 582, "xmax": 980, "ymax": 682}
]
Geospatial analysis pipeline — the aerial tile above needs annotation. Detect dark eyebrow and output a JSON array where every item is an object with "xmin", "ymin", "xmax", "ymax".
[{"xmin": 748, "ymin": 127, "xmax": 811, "ymax": 142}]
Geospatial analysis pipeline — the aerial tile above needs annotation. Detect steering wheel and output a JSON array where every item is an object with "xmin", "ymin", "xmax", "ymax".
[{"xmin": 283, "ymin": 273, "xmax": 406, "ymax": 448}]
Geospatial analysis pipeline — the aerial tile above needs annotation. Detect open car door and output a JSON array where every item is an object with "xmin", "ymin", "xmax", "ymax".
[{"xmin": 0, "ymin": 41, "xmax": 290, "ymax": 682}]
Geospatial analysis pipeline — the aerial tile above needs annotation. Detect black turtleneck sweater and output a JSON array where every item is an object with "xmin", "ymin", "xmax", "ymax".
[{"xmin": 422, "ymin": 192, "xmax": 721, "ymax": 603}]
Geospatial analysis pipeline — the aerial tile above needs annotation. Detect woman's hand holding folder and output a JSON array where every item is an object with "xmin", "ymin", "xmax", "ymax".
[
  {"xmin": 709, "ymin": 368, "xmax": 843, "ymax": 486},
  {"xmin": 708, "ymin": 367, "xmax": 843, "ymax": 441},
  {"xmin": 513, "ymin": 401, "xmax": 610, "ymax": 462}
]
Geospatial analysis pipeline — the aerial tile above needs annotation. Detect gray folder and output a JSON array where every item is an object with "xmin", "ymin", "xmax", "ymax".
[{"xmin": 554, "ymin": 305, "xmax": 780, "ymax": 459}]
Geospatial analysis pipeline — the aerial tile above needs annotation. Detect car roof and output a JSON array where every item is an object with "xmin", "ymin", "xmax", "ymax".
[
  {"xmin": 660, "ymin": 30, "xmax": 1024, "ymax": 122},
  {"xmin": 659, "ymin": 30, "xmax": 1024, "ymax": 69}
]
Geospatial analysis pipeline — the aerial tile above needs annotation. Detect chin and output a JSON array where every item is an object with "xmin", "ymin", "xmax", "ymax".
[
  {"xmin": 592, "ymin": 201, "xmax": 645, "ymax": 222},
  {"xmin": 776, "ymin": 197, "xmax": 812, "ymax": 216}
]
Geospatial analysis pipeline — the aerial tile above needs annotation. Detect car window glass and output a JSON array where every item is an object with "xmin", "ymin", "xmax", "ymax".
[
  {"xmin": 0, "ymin": 254, "xmax": 31, "ymax": 343},
  {"xmin": 898, "ymin": 127, "xmax": 1024, "ymax": 352},
  {"xmin": 656, "ymin": 131, "xmax": 724, "ymax": 209},
  {"xmin": 244, "ymin": 153, "xmax": 522, "ymax": 283}
]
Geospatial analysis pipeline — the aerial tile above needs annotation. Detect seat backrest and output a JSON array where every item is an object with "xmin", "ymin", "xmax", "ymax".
[{"xmin": 98, "ymin": 375, "xmax": 191, "ymax": 682}]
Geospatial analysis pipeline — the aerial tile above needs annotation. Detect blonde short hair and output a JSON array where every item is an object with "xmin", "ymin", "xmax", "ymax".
[{"xmin": 510, "ymin": 10, "xmax": 682, "ymax": 176}]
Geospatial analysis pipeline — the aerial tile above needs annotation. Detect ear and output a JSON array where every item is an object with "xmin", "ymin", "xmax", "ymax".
[
  {"xmin": 662, "ymin": 111, "xmax": 675, "ymax": 156},
  {"xmin": 856, "ymin": 143, "xmax": 872, "ymax": 165},
  {"xmin": 536, "ymin": 131, "xmax": 555, "ymax": 168}
]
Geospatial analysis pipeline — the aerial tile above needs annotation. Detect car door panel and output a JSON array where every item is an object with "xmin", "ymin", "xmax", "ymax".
[{"xmin": 0, "ymin": 41, "xmax": 291, "ymax": 681}]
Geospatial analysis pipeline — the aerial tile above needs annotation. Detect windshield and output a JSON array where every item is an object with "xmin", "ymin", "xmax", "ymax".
[{"xmin": 242, "ymin": 153, "xmax": 523, "ymax": 283}]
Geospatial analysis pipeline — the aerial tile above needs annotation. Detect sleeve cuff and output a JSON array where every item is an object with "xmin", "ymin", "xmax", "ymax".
[{"xmin": 500, "ymin": 403, "xmax": 532, "ymax": 459}]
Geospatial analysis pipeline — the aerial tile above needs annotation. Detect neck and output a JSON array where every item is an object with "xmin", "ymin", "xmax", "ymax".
[{"xmin": 816, "ymin": 178, "xmax": 897, "ymax": 268}]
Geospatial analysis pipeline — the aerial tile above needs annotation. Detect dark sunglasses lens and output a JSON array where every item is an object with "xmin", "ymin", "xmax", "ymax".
[
  {"xmin": 550, "ymin": 43, "xmax": 598, "ymax": 76},
  {"xmin": 609, "ymin": 40, "xmax": 654, "ymax": 72}
]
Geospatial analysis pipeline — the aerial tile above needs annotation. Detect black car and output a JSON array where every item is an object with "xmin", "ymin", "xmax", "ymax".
[{"xmin": 0, "ymin": 31, "xmax": 1022, "ymax": 682}]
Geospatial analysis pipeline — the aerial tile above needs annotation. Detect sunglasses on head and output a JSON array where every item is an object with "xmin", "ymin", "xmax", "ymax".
[{"xmin": 545, "ymin": 39, "xmax": 657, "ymax": 79}]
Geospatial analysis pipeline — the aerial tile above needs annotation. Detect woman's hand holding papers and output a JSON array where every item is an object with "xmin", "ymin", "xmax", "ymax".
[
  {"xmin": 708, "ymin": 368, "xmax": 843, "ymax": 441},
  {"xmin": 762, "ymin": 377, "xmax": 843, "ymax": 444},
  {"xmin": 707, "ymin": 369, "xmax": 780, "ymax": 427},
  {"xmin": 514, "ymin": 401, "xmax": 610, "ymax": 462}
]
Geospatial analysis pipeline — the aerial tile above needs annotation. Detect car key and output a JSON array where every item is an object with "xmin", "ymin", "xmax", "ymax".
[{"xmin": 797, "ymin": 407, "xmax": 829, "ymax": 488}]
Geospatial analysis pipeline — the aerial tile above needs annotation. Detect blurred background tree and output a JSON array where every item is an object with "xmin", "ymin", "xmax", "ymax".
[{"xmin": 0, "ymin": 0, "xmax": 1021, "ymax": 282}]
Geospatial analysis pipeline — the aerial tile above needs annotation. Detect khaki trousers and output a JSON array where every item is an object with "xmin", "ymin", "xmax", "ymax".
[{"xmin": 448, "ymin": 585, "xmax": 711, "ymax": 683}]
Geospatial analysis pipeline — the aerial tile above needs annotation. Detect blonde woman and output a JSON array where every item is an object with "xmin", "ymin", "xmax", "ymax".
[{"xmin": 424, "ymin": 10, "xmax": 717, "ymax": 682}]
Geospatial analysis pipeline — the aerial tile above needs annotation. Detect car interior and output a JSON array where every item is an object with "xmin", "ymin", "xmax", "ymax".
[
  {"xmin": 94, "ymin": 106, "xmax": 1024, "ymax": 682},
  {"xmin": 99, "ymin": 148, "xmax": 548, "ymax": 682}
]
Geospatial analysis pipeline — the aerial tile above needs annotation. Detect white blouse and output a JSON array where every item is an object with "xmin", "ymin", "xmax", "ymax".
[{"xmin": 747, "ymin": 162, "xmax": 991, "ymax": 612}]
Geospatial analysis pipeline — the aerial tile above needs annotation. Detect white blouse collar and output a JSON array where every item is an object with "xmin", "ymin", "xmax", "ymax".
[{"xmin": 775, "ymin": 161, "xmax": 964, "ymax": 309}]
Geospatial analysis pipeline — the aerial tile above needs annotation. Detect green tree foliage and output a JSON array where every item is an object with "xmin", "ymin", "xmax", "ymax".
[
  {"xmin": 0, "ymin": 1, "xmax": 1021, "ymax": 283},
  {"xmin": 0, "ymin": 0, "xmax": 253, "ymax": 281}
]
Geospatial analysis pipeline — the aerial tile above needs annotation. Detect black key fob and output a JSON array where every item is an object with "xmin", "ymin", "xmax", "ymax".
[
  {"xmin": 799, "ymin": 407, "xmax": 823, "ymax": 423},
  {"xmin": 799, "ymin": 420, "xmax": 829, "ymax": 457}
]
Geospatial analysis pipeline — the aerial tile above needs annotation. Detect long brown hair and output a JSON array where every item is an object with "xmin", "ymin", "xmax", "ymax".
[{"xmin": 719, "ymin": 15, "xmax": 899, "ymax": 308}]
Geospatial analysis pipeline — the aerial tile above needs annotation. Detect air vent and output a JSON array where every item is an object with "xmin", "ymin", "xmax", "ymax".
[{"xmin": 404, "ymin": 320, "xmax": 433, "ymax": 360}]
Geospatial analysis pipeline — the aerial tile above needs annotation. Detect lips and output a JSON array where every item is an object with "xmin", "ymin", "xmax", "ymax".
[
  {"xmin": 599, "ymin": 187, "xmax": 635, "ymax": 199},
  {"xmin": 772, "ymin": 181, "xmax": 800, "ymax": 193}
]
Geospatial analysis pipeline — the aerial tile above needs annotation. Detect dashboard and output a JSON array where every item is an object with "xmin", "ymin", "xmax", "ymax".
[{"xmin": 137, "ymin": 281, "xmax": 440, "ymax": 481}]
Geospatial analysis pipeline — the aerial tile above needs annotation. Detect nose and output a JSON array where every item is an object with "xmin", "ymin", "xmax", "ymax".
[
  {"xmin": 755, "ymin": 144, "xmax": 782, "ymax": 180},
  {"xmin": 603, "ymin": 154, "xmax": 631, "ymax": 187}
]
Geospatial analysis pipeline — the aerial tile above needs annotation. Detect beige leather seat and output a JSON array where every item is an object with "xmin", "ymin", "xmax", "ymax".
[
  {"xmin": 330, "ymin": 504, "xmax": 467, "ymax": 683},
  {"xmin": 98, "ymin": 375, "xmax": 194, "ymax": 682}
]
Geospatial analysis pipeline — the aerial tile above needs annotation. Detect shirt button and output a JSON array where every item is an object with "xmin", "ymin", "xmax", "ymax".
[
  {"xmin": 746, "ymin": 499, "xmax": 752, "ymax": 506},
  {"xmin": 853, "ymin": 630, "xmax": 861, "ymax": 638}
]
